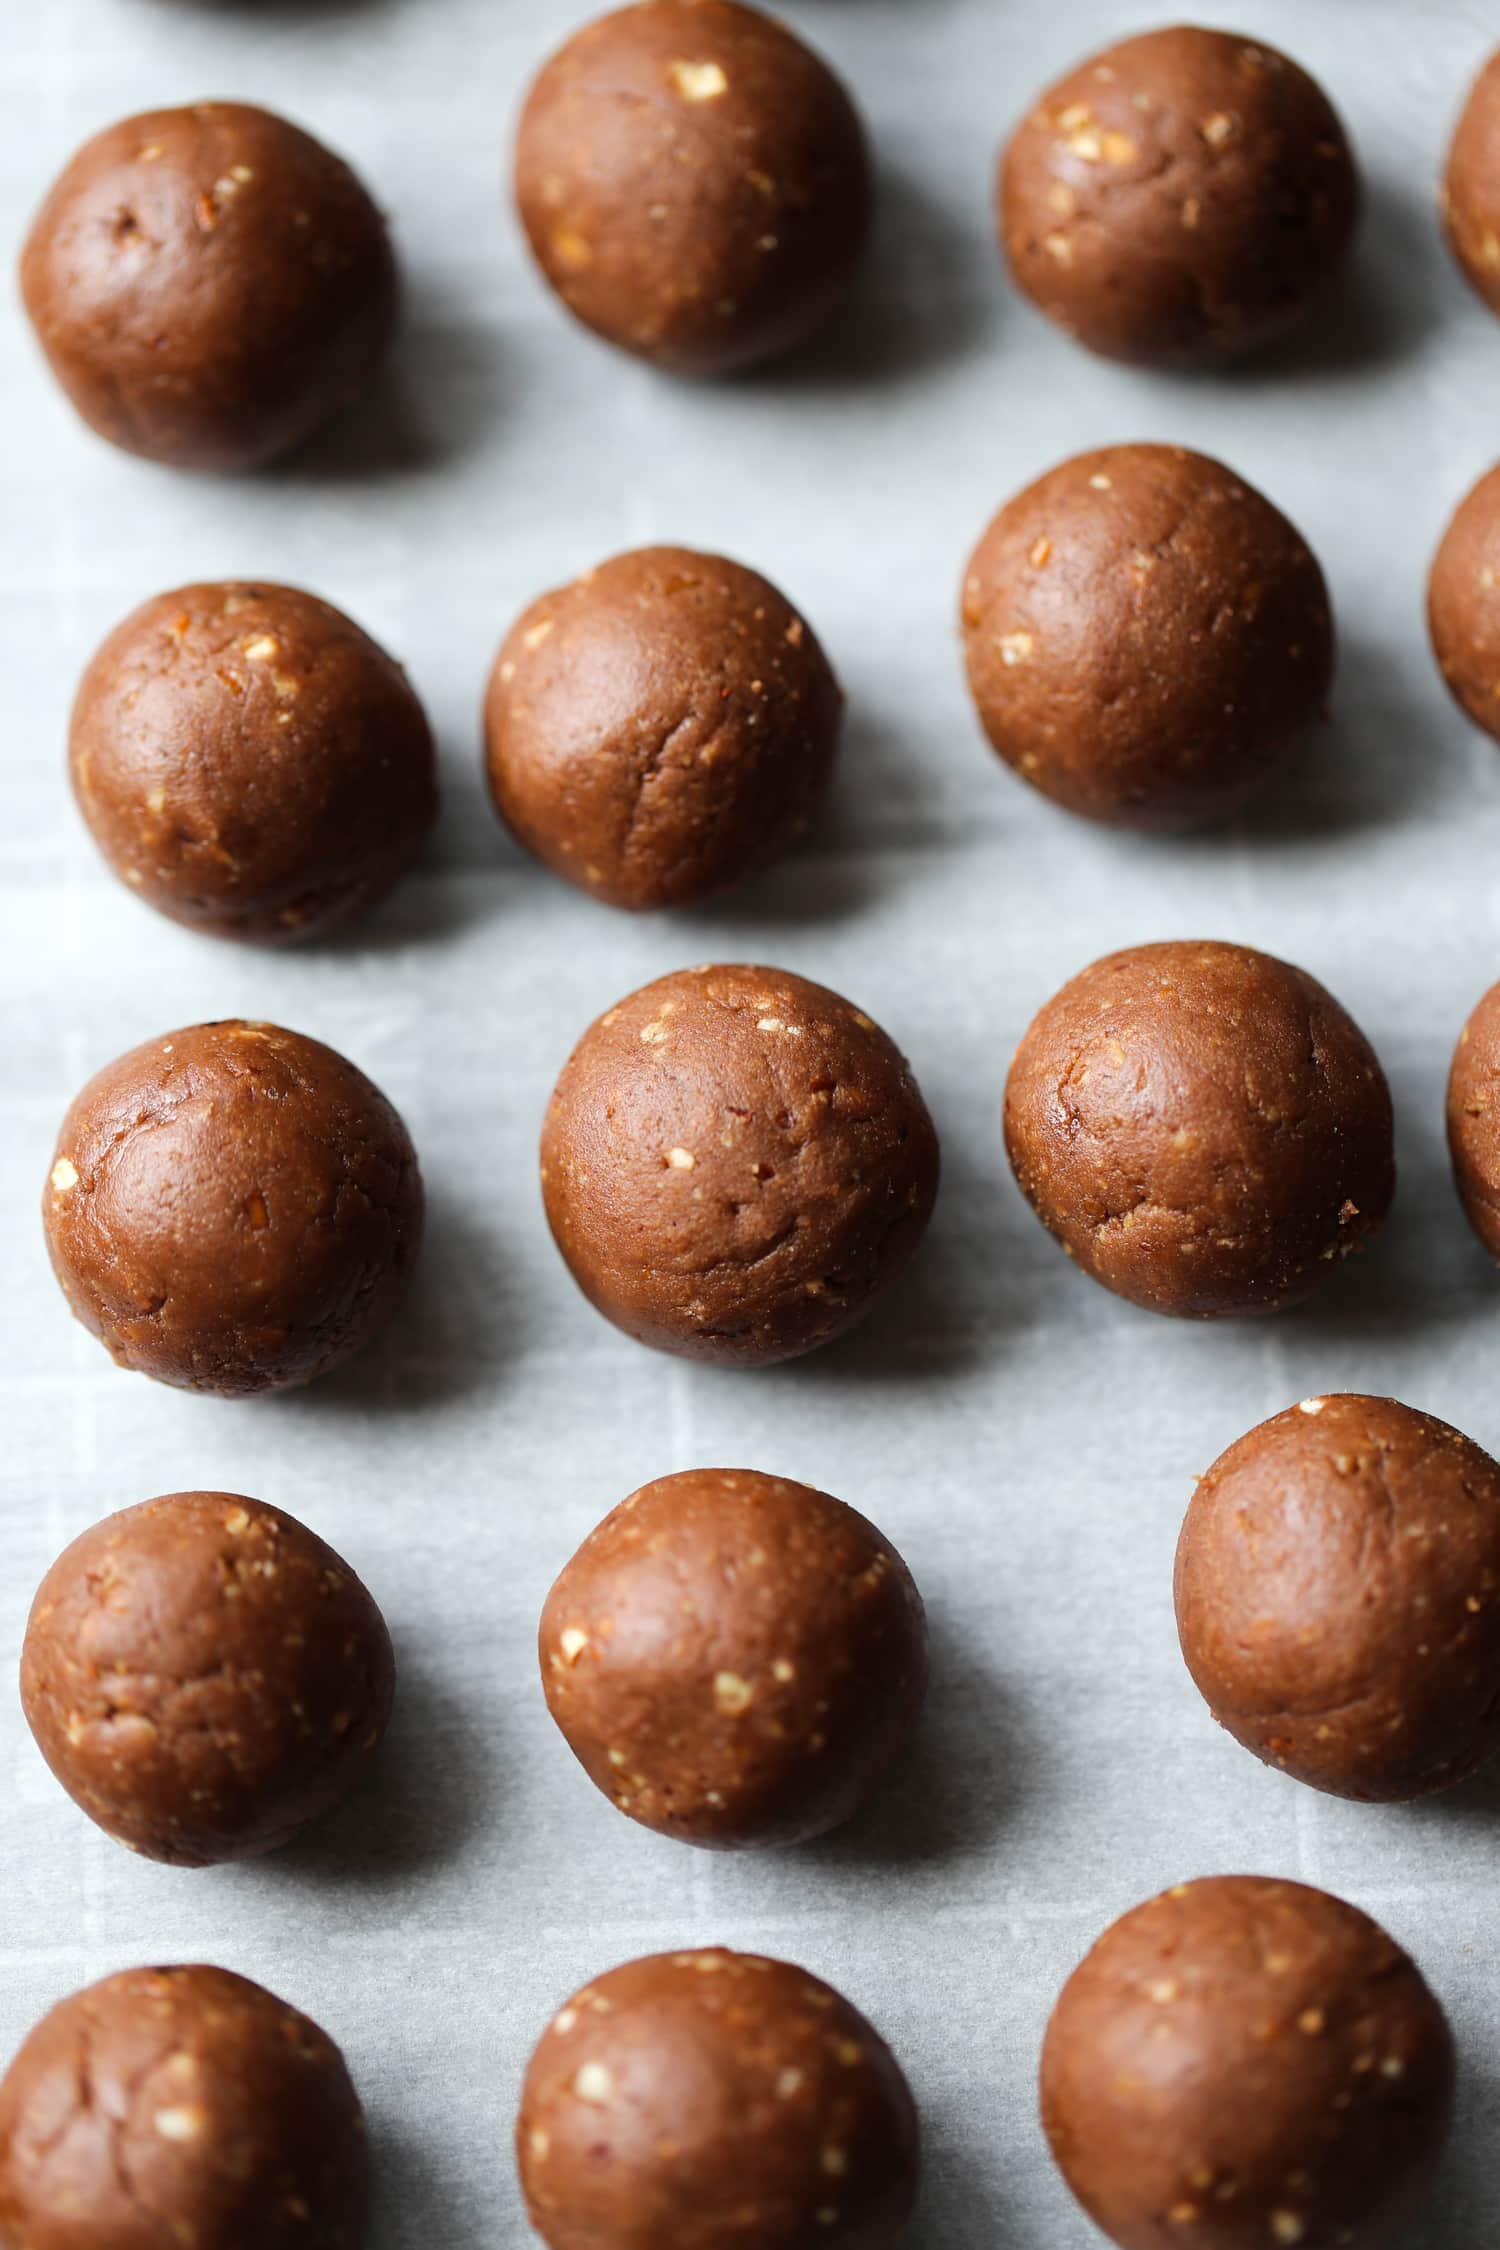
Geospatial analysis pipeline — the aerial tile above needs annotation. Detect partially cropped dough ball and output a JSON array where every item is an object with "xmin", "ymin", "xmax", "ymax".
[
  {"xmin": 541, "ymin": 1469, "xmax": 927, "ymax": 1846},
  {"xmin": 20, "ymin": 102, "xmax": 396, "ymax": 470},
  {"xmin": 71, "ymin": 581, "xmax": 436, "ymax": 941},
  {"xmin": 541, "ymin": 965, "xmax": 940, "ymax": 1363},
  {"xmin": 961, "ymin": 445, "xmax": 1334, "ymax": 829},
  {"xmin": 516, "ymin": 1950, "xmax": 919, "ymax": 2250},
  {"xmin": 1000, "ymin": 27, "xmax": 1359, "ymax": 367},
  {"xmin": 0, "ymin": 1967, "xmax": 367, "ymax": 2248},
  {"xmin": 1443, "ymin": 47, "xmax": 1500, "ymax": 317},
  {"xmin": 1447, "ymin": 977, "xmax": 1500, "ymax": 1261},
  {"xmin": 1176, "ymin": 1395, "xmax": 1500, "ymax": 1801},
  {"xmin": 1004, "ymin": 941, "xmax": 1394, "ymax": 1317},
  {"xmin": 484, "ymin": 546, "xmax": 841, "ymax": 909},
  {"xmin": 23, "ymin": 1492, "xmax": 395, "ymax": 1864},
  {"xmin": 44, "ymin": 1020, "xmax": 423, "ymax": 1396},
  {"xmin": 1040, "ymin": 1878, "xmax": 1454, "ymax": 2250},
  {"xmin": 1428, "ymin": 464, "xmax": 1500, "ymax": 745},
  {"xmin": 514, "ymin": 0, "xmax": 871, "ymax": 373}
]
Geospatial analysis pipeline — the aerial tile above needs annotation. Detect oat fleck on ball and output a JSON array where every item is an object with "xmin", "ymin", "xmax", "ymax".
[
  {"xmin": 961, "ymin": 444, "xmax": 1333, "ymax": 829},
  {"xmin": 541, "ymin": 1469, "xmax": 927, "ymax": 1846},
  {"xmin": 1040, "ymin": 1877, "xmax": 1454, "ymax": 2250},
  {"xmin": 23, "ymin": 1492, "xmax": 395, "ymax": 1864},
  {"xmin": 540, "ymin": 965, "xmax": 940, "ymax": 1363},
  {"xmin": 1443, "ymin": 46, "xmax": 1500, "ymax": 318},
  {"xmin": 999, "ymin": 27, "xmax": 1359, "ymax": 367},
  {"xmin": 516, "ymin": 1950, "xmax": 919, "ymax": 2250},
  {"xmin": 0, "ymin": 1966, "xmax": 369, "ymax": 2249},
  {"xmin": 1176, "ymin": 1395, "xmax": 1500, "ymax": 1801},
  {"xmin": 514, "ymin": 0, "xmax": 871, "ymax": 373},
  {"xmin": 485, "ymin": 546, "xmax": 841, "ymax": 909},
  {"xmin": 20, "ymin": 102, "xmax": 397, "ymax": 471}
]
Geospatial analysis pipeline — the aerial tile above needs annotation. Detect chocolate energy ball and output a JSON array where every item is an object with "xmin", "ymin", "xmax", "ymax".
[
  {"xmin": 71, "ymin": 581, "xmax": 436, "ymax": 943},
  {"xmin": 1443, "ymin": 47, "xmax": 1500, "ymax": 316},
  {"xmin": 514, "ymin": 0, "xmax": 871, "ymax": 374},
  {"xmin": 0, "ymin": 1965, "xmax": 368, "ymax": 2249},
  {"xmin": 1447, "ymin": 977, "xmax": 1500, "ymax": 1261},
  {"xmin": 44, "ymin": 1020, "xmax": 422, "ymax": 1396},
  {"xmin": 23, "ymin": 1491, "xmax": 395, "ymax": 1864},
  {"xmin": 485, "ymin": 546, "xmax": 841, "ymax": 910},
  {"xmin": 20, "ymin": 102, "xmax": 397, "ymax": 472},
  {"xmin": 1427, "ymin": 464, "xmax": 1500, "ymax": 746},
  {"xmin": 1000, "ymin": 27, "xmax": 1359, "ymax": 367},
  {"xmin": 1004, "ymin": 941, "xmax": 1394, "ymax": 1318},
  {"xmin": 1040, "ymin": 1877, "xmax": 1454, "ymax": 2250},
  {"xmin": 961, "ymin": 444, "xmax": 1334, "ymax": 830},
  {"xmin": 541, "ymin": 1468, "xmax": 927, "ymax": 1847},
  {"xmin": 517, "ymin": 1949, "xmax": 919, "ymax": 2250},
  {"xmin": 1176, "ymin": 1395, "xmax": 1500, "ymax": 1802},
  {"xmin": 541, "ymin": 965, "xmax": 940, "ymax": 1363}
]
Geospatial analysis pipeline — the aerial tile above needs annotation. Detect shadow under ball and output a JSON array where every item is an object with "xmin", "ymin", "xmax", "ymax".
[
  {"xmin": 513, "ymin": 0, "xmax": 871, "ymax": 374},
  {"xmin": 999, "ymin": 25, "xmax": 1359, "ymax": 368},
  {"xmin": 20, "ymin": 101, "xmax": 397, "ymax": 471}
]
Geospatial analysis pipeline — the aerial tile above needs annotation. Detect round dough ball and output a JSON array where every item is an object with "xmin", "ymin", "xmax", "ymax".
[
  {"xmin": 23, "ymin": 1491, "xmax": 395, "ymax": 1864},
  {"xmin": 1443, "ymin": 48, "xmax": 1500, "ymax": 317},
  {"xmin": 43, "ymin": 1020, "xmax": 423, "ymax": 1396},
  {"xmin": 0, "ymin": 1965, "xmax": 368, "ymax": 2249},
  {"xmin": 1000, "ymin": 27, "xmax": 1359, "ymax": 367},
  {"xmin": 484, "ymin": 546, "xmax": 841, "ymax": 910},
  {"xmin": 514, "ymin": 0, "xmax": 870, "ymax": 374},
  {"xmin": 1446, "ymin": 977, "xmax": 1500, "ymax": 1260},
  {"xmin": 20, "ymin": 102, "xmax": 397, "ymax": 472},
  {"xmin": 1040, "ymin": 1877, "xmax": 1454, "ymax": 2250},
  {"xmin": 1176, "ymin": 1395, "xmax": 1500, "ymax": 1801},
  {"xmin": 541, "ymin": 1468, "xmax": 927, "ymax": 1847},
  {"xmin": 541, "ymin": 965, "xmax": 940, "ymax": 1363},
  {"xmin": 70, "ymin": 581, "xmax": 436, "ymax": 942},
  {"xmin": 961, "ymin": 444, "xmax": 1334, "ymax": 830},
  {"xmin": 1004, "ymin": 940, "xmax": 1394, "ymax": 1318},
  {"xmin": 516, "ymin": 1949, "xmax": 919, "ymax": 2250},
  {"xmin": 1427, "ymin": 464, "xmax": 1500, "ymax": 745}
]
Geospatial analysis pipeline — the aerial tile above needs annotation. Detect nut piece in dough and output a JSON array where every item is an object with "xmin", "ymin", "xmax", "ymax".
[
  {"xmin": 1427, "ymin": 463, "xmax": 1500, "ymax": 746},
  {"xmin": 0, "ymin": 1965, "xmax": 369, "ymax": 2249},
  {"xmin": 1442, "ymin": 47, "xmax": 1500, "ymax": 317},
  {"xmin": 20, "ymin": 102, "xmax": 397, "ymax": 470},
  {"xmin": 22, "ymin": 1491, "xmax": 395, "ymax": 1864},
  {"xmin": 1003, "ymin": 940, "xmax": 1394, "ymax": 1317},
  {"xmin": 485, "ymin": 546, "xmax": 841, "ymax": 909},
  {"xmin": 1175, "ymin": 1395, "xmax": 1500, "ymax": 1800},
  {"xmin": 1040, "ymin": 1876, "xmax": 1454, "ymax": 2250},
  {"xmin": 70, "ymin": 581, "xmax": 436, "ymax": 942},
  {"xmin": 961, "ymin": 444, "xmax": 1334, "ymax": 829},
  {"xmin": 513, "ymin": 0, "xmax": 871, "ymax": 373},
  {"xmin": 43, "ymin": 1020, "xmax": 423, "ymax": 1396},
  {"xmin": 540, "ymin": 964, "xmax": 940, "ymax": 1363},
  {"xmin": 516, "ymin": 1949, "xmax": 919, "ymax": 2250},
  {"xmin": 999, "ymin": 26, "xmax": 1359, "ymax": 367},
  {"xmin": 541, "ymin": 1468, "xmax": 927, "ymax": 1845}
]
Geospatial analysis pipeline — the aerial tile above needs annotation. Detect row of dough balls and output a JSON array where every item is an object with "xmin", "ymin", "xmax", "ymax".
[
  {"xmin": 33, "ymin": 948, "xmax": 1500, "ymax": 1389},
  {"xmin": 53, "ymin": 445, "xmax": 1500, "ymax": 945},
  {"xmin": 18, "ymin": 6, "xmax": 1500, "ymax": 469}
]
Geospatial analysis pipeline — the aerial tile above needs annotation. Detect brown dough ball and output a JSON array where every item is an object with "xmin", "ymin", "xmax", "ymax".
[
  {"xmin": 22, "ymin": 1492, "xmax": 395, "ymax": 1865},
  {"xmin": 43, "ymin": 1020, "xmax": 423, "ymax": 1396},
  {"xmin": 1175, "ymin": 1395, "xmax": 1500, "ymax": 1802},
  {"xmin": 961, "ymin": 444, "xmax": 1334, "ymax": 830},
  {"xmin": 1040, "ymin": 1877, "xmax": 1454, "ymax": 2250},
  {"xmin": 540, "ymin": 965, "xmax": 940, "ymax": 1364},
  {"xmin": 513, "ymin": 0, "xmax": 871, "ymax": 374},
  {"xmin": 516, "ymin": 1949, "xmax": 919, "ymax": 2250},
  {"xmin": 70, "ymin": 581, "xmax": 436, "ymax": 943},
  {"xmin": 1427, "ymin": 464, "xmax": 1500, "ymax": 745},
  {"xmin": 1004, "ymin": 941, "xmax": 1394, "ymax": 1317},
  {"xmin": 0, "ymin": 1965, "xmax": 368, "ymax": 2249},
  {"xmin": 1443, "ymin": 48, "xmax": 1500, "ymax": 316},
  {"xmin": 540, "ymin": 1469, "xmax": 927, "ymax": 1847},
  {"xmin": 1000, "ymin": 27, "xmax": 1359, "ymax": 367},
  {"xmin": 484, "ymin": 546, "xmax": 841, "ymax": 910},
  {"xmin": 1446, "ymin": 977, "xmax": 1500, "ymax": 1261},
  {"xmin": 20, "ymin": 102, "xmax": 397, "ymax": 472}
]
